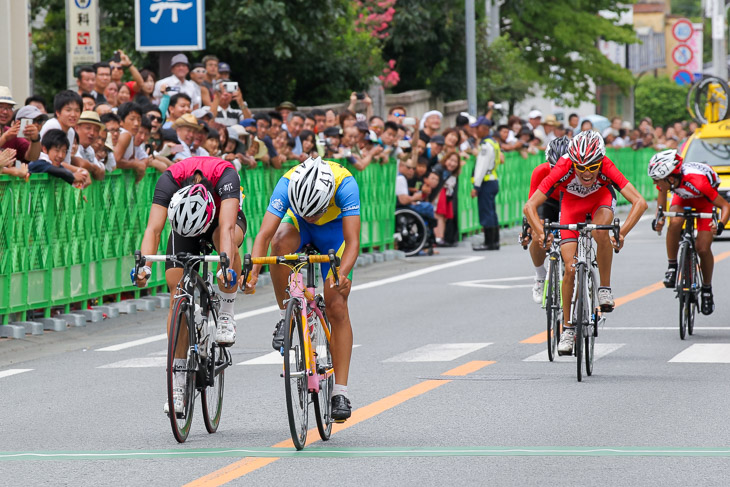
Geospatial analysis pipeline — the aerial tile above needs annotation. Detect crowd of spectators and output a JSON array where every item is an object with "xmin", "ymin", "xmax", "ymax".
[{"xmin": 1, "ymin": 49, "xmax": 694, "ymax": 253}]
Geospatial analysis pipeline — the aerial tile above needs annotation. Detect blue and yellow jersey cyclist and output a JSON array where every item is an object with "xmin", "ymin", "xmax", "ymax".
[{"xmin": 243, "ymin": 156, "xmax": 360, "ymax": 422}]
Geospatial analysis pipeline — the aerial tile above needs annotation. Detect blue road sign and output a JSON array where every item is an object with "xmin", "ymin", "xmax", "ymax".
[
  {"xmin": 673, "ymin": 69, "xmax": 694, "ymax": 86},
  {"xmin": 135, "ymin": 0, "xmax": 205, "ymax": 51}
]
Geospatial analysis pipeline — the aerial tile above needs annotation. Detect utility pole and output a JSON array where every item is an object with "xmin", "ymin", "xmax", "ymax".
[
  {"xmin": 485, "ymin": 0, "xmax": 503, "ymax": 46},
  {"xmin": 466, "ymin": 0, "xmax": 477, "ymax": 116},
  {"xmin": 709, "ymin": 0, "xmax": 728, "ymax": 79}
]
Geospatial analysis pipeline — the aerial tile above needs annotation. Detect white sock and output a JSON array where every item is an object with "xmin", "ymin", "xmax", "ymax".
[
  {"xmin": 535, "ymin": 265, "xmax": 547, "ymax": 280},
  {"xmin": 332, "ymin": 384, "xmax": 348, "ymax": 399},
  {"xmin": 280, "ymin": 309, "xmax": 286, "ymax": 320},
  {"xmin": 173, "ymin": 359, "xmax": 187, "ymax": 388},
  {"xmin": 219, "ymin": 292, "xmax": 236, "ymax": 317}
]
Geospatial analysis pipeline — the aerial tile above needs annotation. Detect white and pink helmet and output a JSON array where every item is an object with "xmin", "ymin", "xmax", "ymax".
[{"xmin": 168, "ymin": 184, "xmax": 216, "ymax": 237}]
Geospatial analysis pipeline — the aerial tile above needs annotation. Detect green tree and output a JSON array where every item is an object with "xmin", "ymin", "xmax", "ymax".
[
  {"xmin": 634, "ymin": 75, "xmax": 690, "ymax": 128},
  {"xmin": 477, "ymin": 36, "xmax": 539, "ymax": 114},
  {"xmin": 31, "ymin": 0, "xmax": 381, "ymax": 107},
  {"xmin": 501, "ymin": 0, "xmax": 637, "ymax": 105}
]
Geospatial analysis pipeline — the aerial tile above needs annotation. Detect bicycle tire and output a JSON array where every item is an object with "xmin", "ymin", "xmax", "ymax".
[
  {"xmin": 546, "ymin": 256, "xmax": 560, "ymax": 362},
  {"xmin": 167, "ymin": 296, "xmax": 196, "ymax": 443},
  {"xmin": 585, "ymin": 270, "xmax": 596, "ymax": 377},
  {"xmin": 284, "ymin": 298, "xmax": 309, "ymax": 450},
  {"xmin": 311, "ymin": 298, "xmax": 333, "ymax": 441},
  {"xmin": 200, "ymin": 311, "xmax": 223, "ymax": 435},
  {"xmin": 574, "ymin": 265, "xmax": 585, "ymax": 382},
  {"xmin": 677, "ymin": 243, "xmax": 689, "ymax": 340},
  {"xmin": 688, "ymin": 253, "xmax": 700, "ymax": 336},
  {"xmin": 692, "ymin": 76, "xmax": 730, "ymax": 125}
]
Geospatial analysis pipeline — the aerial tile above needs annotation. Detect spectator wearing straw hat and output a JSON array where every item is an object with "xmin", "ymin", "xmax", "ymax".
[
  {"xmin": 152, "ymin": 54, "xmax": 199, "ymax": 108},
  {"xmin": 276, "ymin": 101, "xmax": 297, "ymax": 127},
  {"xmin": 1, "ymin": 89, "xmax": 42, "ymax": 164},
  {"xmin": 73, "ymin": 110, "xmax": 107, "ymax": 180},
  {"xmin": 172, "ymin": 113, "xmax": 203, "ymax": 161}
]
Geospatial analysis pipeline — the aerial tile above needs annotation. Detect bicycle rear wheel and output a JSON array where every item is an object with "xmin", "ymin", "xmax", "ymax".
[
  {"xmin": 312, "ymin": 298, "xmax": 333, "ymax": 441},
  {"xmin": 546, "ymin": 257, "xmax": 560, "ymax": 362},
  {"xmin": 688, "ymin": 253, "xmax": 700, "ymax": 336},
  {"xmin": 167, "ymin": 296, "xmax": 196, "ymax": 443},
  {"xmin": 284, "ymin": 299, "xmax": 309, "ymax": 450}
]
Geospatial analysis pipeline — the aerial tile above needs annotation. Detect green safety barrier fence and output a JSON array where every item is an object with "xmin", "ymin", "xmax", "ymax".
[
  {"xmin": 0, "ymin": 158, "xmax": 397, "ymax": 323},
  {"xmin": 458, "ymin": 147, "xmax": 658, "ymax": 235}
]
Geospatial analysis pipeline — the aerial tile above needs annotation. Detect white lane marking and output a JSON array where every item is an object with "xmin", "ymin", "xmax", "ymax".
[
  {"xmin": 450, "ymin": 276, "xmax": 534, "ymax": 289},
  {"xmin": 604, "ymin": 327, "xmax": 730, "ymax": 331},
  {"xmin": 98, "ymin": 357, "xmax": 166, "ymax": 368},
  {"xmin": 234, "ymin": 305, "xmax": 281, "ymax": 321},
  {"xmin": 669, "ymin": 344, "xmax": 730, "ymax": 363},
  {"xmin": 96, "ymin": 334, "xmax": 167, "ymax": 352},
  {"xmin": 0, "ymin": 369, "xmax": 33, "ymax": 379},
  {"xmin": 239, "ymin": 345, "xmax": 361, "ymax": 365},
  {"xmin": 383, "ymin": 343, "xmax": 491, "ymax": 363},
  {"xmin": 523, "ymin": 343, "xmax": 625, "ymax": 362}
]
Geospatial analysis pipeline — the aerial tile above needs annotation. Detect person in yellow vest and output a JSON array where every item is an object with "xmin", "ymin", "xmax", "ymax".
[{"xmin": 470, "ymin": 116, "xmax": 502, "ymax": 250}]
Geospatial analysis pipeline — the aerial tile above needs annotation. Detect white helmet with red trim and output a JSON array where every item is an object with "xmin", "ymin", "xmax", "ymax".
[
  {"xmin": 647, "ymin": 149, "xmax": 682, "ymax": 180},
  {"xmin": 567, "ymin": 130, "xmax": 605, "ymax": 167},
  {"xmin": 168, "ymin": 184, "xmax": 216, "ymax": 237}
]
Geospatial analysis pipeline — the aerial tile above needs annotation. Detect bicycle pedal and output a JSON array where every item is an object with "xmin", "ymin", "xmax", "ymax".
[
  {"xmin": 333, "ymin": 418, "xmax": 347, "ymax": 424},
  {"xmin": 600, "ymin": 304, "xmax": 614, "ymax": 313}
]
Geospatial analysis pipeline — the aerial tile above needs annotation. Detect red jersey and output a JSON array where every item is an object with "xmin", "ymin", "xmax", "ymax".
[
  {"xmin": 537, "ymin": 155, "xmax": 629, "ymax": 199},
  {"xmin": 671, "ymin": 162, "xmax": 719, "ymax": 202},
  {"xmin": 529, "ymin": 162, "xmax": 559, "ymax": 201},
  {"xmin": 155, "ymin": 156, "xmax": 240, "ymax": 209},
  {"xmin": 168, "ymin": 156, "xmax": 234, "ymax": 187}
]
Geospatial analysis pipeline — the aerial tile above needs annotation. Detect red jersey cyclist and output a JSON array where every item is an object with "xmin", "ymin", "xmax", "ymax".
[
  {"xmin": 524, "ymin": 131, "xmax": 647, "ymax": 356},
  {"xmin": 524, "ymin": 136, "xmax": 570, "ymax": 303},
  {"xmin": 648, "ymin": 149, "xmax": 730, "ymax": 315},
  {"xmin": 243, "ymin": 156, "xmax": 360, "ymax": 422},
  {"xmin": 134, "ymin": 156, "xmax": 245, "ymax": 414}
]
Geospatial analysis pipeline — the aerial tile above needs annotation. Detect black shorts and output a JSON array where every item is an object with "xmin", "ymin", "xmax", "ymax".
[
  {"xmin": 165, "ymin": 210, "xmax": 247, "ymax": 271},
  {"xmin": 538, "ymin": 198, "xmax": 560, "ymax": 223}
]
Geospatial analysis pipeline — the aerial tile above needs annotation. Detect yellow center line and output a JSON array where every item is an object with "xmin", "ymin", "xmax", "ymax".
[
  {"xmin": 184, "ymin": 360, "xmax": 495, "ymax": 486},
  {"xmin": 520, "ymin": 250, "xmax": 730, "ymax": 344}
]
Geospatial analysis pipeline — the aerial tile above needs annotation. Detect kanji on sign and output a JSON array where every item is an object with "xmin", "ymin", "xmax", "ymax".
[
  {"xmin": 77, "ymin": 13, "xmax": 89, "ymax": 25},
  {"xmin": 149, "ymin": 0, "xmax": 193, "ymax": 24}
]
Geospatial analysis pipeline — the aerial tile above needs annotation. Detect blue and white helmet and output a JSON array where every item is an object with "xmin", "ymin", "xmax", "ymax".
[{"xmin": 287, "ymin": 156, "xmax": 335, "ymax": 217}]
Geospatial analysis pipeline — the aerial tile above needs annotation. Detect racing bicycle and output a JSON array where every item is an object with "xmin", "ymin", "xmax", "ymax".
[
  {"xmin": 134, "ymin": 246, "xmax": 233, "ymax": 443},
  {"xmin": 544, "ymin": 216, "xmax": 620, "ymax": 382},
  {"xmin": 243, "ymin": 247, "xmax": 338, "ymax": 450},
  {"xmin": 653, "ymin": 206, "xmax": 717, "ymax": 340}
]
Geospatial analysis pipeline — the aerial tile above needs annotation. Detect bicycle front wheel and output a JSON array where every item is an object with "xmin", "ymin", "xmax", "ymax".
[
  {"xmin": 574, "ymin": 265, "xmax": 586, "ymax": 382},
  {"xmin": 585, "ymin": 270, "xmax": 596, "ymax": 377},
  {"xmin": 167, "ymin": 296, "xmax": 196, "ymax": 443},
  {"xmin": 312, "ymin": 298, "xmax": 333, "ymax": 441},
  {"xmin": 677, "ymin": 243, "xmax": 690, "ymax": 340},
  {"xmin": 688, "ymin": 253, "xmax": 700, "ymax": 336},
  {"xmin": 546, "ymin": 257, "xmax": 561, "ymax": 362},
  {"xmin": 284, "ymin": 299, "xmax": 309, "ymax": 450},
  {"xmin": 201, "ymin": 341, "xmax": 225, "ymax": 433}
]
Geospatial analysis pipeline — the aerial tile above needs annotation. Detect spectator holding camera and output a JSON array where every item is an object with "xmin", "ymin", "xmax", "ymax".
[
  {"xmin": 153, "ymin": 54, "xmax": 199, "ymax": 108},
  {"xmin": 212, "ymin": 82, "xmax": 250, "ymax": 127},
  {"xmin": 347, "ymin": 91, "xmax": 373, "ymax": 122},
  {"xmin": 1, "ymin": 89, "xmax": 42, "ymax": 164}
]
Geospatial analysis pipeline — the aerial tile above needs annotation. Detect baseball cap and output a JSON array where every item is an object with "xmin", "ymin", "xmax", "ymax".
[
  {"xmin": 218, "ymin": 62, "xmax": 231, "ymax": 73},
  {"xmin": 323, "ymin": 126, "xmax": 342, "ymax": 137},
  {"xmin": 354, "ymin": 121, "xmax": 369, "ymax": 133},
  {"xmin": 16, "ymin": 105, "xmax": 43, "ymax": 120},
  {"xmin": 528, "ymin": 110, "xmax": 543, "ymax": 119},
  {"xmin": 170, "ymin": 53, "xmax": 189, "ymax": 68},
  {"xmin": 192, "ymin": 107, "xmax": 213, "ymax": 120},
  {"xmin": 276, "ymin": 101, "xmax": 297, "ymax": 111},
  {"xmin": 459, "ymin": 111, "xmax": 476, "ymax": 125},
  {"xmin": 239, "ymin": 118, "xmax": 256, "ymax": 128},
  {"xmin": 470, "ymin": 116, "xmax": 493, "ymax": 128},
  {"xmin": 419, "ymin": 110, "xmax": 443, "ymax": 130},
  {"xmin": 430, "ymin": 134, "xmax": 446, "ymax": 145}
]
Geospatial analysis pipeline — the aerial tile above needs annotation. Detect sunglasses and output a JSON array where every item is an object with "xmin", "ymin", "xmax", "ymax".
[
  {"xmin": 147, "ymin": 115, "xmax": 163, "ymax": 123},
  {"xmin": 573, "ymin": 162, "xmax": 602, "ymax": 173},
  {"xmin": 192, "ymin": 69, "xmax": 207, "ymax": 74},
  {"xmin": 393, "ymin": 113, "xmax": 405, "ymax": 117}
]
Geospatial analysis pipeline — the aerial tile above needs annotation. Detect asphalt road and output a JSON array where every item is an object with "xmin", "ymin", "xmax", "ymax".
[{"xmin": 2, "ymin": 215, "xmax": 730, "ymax": 486}]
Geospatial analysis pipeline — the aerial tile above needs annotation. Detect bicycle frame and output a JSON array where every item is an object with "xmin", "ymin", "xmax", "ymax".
[{"xmin": 244, "ymin": 252, "xmax": 338, "ymax": 393}]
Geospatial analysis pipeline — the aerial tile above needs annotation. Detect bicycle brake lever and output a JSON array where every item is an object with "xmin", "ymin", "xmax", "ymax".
[
  {"xmin": 328, "ymin": 249, "xmax": 340, "ymax": 287},
  {"xmin": 612, "ymin": 218, "xmax": 621, "ymax": 254}
]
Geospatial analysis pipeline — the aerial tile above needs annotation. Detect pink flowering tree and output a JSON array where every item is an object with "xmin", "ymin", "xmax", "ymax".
[{"xmin": 355, "ymin": 0, "xmax": 400, "ymax": 88}]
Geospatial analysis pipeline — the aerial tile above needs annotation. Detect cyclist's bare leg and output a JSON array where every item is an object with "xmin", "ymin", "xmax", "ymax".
[
  {"xmin": 593, "ymin": 207, "xmax": 614, "ymax": 287},
  {"xmin": 560, "ymin": 241, "xmax": 577, "ymax": 325},
  {"xmin": 323, "ymin": 280, "xmax": 352, "ymax": 386},
  {"xmin": 529, "ymin": 227, "xmax": 547, "ymax": 268},
  {"xmin": 666, "ymin": 205, "xmax": 685, "ymax": 260},
  {"xmin": 270, "ymin": 223, "xmax": 301, "ymax": 308},
  {"xmin": 165, "ymin": 267, "xmax": 187, "ymax": 358},
  {"xmin": 696, "ymin": 231, "xmax": 714, "ymax": 285},
  {"xmin": 211, "ymin": 225, "xmax": 244, "ymax": 293}
]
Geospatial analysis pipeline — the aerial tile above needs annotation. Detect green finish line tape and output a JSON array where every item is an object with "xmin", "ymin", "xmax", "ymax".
[{"xmin": 3, "ymin": 446, "xmax": 730, "ymax": 461}]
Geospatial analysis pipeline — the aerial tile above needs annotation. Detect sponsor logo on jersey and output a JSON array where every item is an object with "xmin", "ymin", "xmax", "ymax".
[
  {"xmin": 342, "ymin": 204, "xmax": 360, "ymax": 212},
  {"xmin": 271, "ymin": 198, "xmax": 285, "ymax": 212}
]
